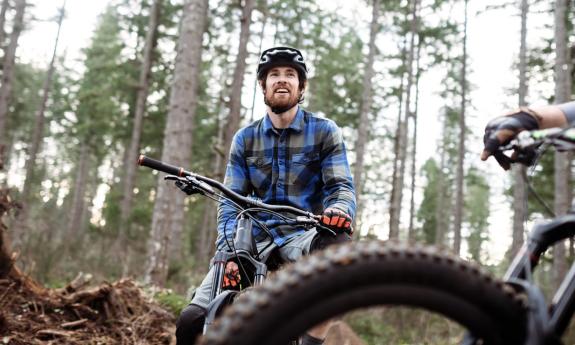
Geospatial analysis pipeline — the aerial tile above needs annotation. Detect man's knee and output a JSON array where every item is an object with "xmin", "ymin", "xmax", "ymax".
[
  {"xmin": 176, "ymin": 304, "xmax": 206, "ymax": 345},
  {"xmin": 310, "ymin": 231, "xmax": 351, "ymax": 253}
]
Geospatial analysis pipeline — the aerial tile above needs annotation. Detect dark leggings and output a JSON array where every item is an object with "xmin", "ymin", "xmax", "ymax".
[
  {"xmin": 176, "ymin": 303, "xmax": 206, "ymax": 345},
  {"xmin": 175, "ymin": 231, "xmax": 350, "ymax": 344}
]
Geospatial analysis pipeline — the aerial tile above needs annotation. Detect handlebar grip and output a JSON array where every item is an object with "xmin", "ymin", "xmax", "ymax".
[{"xmin": 138, "ymin": 155, "xmax": 188, "ymax": 177}]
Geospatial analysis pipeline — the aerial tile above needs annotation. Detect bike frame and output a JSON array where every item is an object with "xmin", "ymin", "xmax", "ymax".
[
  {"xmin": 137, "ymin": 154, "xmax": 328, "ymax": 342},
  {"xmin": 504, "ymin": 214, "xmax": 575, "ymax": 340},
  {"xmin": 203, "ymin": 214, "xmax": 270, "ymax": 333}
]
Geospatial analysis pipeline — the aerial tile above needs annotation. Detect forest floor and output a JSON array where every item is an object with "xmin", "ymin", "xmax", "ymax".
[
  {"xmin": 0, "ymin": 188, "xmax": 175, "ymax": 345},
  {"xmin": 0, "ymin": 270, "xmax": 366, "ymax": 345},
  {"xmin": 0, "ymin": 271, "xmax": 176, "ymax": 345}
]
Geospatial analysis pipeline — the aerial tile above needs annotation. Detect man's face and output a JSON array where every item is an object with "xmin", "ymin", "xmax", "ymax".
[{"xmin": 262, "ymin": 66, "xmax": 303, "ymax": 114}]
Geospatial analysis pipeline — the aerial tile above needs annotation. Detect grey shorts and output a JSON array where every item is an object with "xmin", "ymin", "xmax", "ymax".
[{"xmin": 191, "ymin": 229, "xmax": 332, "ymax": 308}]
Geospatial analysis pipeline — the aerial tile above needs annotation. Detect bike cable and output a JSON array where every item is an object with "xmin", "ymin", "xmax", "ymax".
[{"xmin": 522, "ymin": 143, "xmax": 555, "ymax": 218}]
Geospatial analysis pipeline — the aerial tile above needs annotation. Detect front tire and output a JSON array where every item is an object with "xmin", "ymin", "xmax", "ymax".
[{"xmin": 200, "ymin": 241, "xmax": 527, "ymax": 345}]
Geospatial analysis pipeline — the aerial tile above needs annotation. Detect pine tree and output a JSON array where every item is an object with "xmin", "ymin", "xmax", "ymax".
[
  {"xmin": 353, "ymin": 0, "xmax": 379, "ymax": 236},
  {"xmin": 145, "ymin": 0, "xmax": 209, "ymax": 287},
  {"xmin": 452, "ymin": 0, "xmax": 469, "ymax": 256},
  {"xmin": 118, "ymin": 0, "xmax": 162, "ymax": 275},
  {"xmin": 0, "ymin": 0, "xmax": 26, "ymax": 166},
  {"xmin": 510, "ymin": 0, "xmax": 529, "ymax": 259},
  {"xmin": 389, "ymin": 0, "xmax": 420, "ymax": 240},
  {"xmin": 552, "ymin": 0, "xmax": 572, "ymax": 288},
  {"xmin": 65, "ymin": 6, "xmax": 126, "ymax": 240}
]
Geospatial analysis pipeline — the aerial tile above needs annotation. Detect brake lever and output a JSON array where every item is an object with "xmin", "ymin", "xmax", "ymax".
[
  {"xmin": 292, "ymin": 215, "xmax": 337, "ymax": 236},
  {"xmin": 164, "ymin": 175, "xmax": 184, "ymax": 182},
  {"xmin": 315, "ymin": 223, "xmax": 337, "ymax": 236},
  {"xmin": 185, "ymin": 176, "xmax": 215, "ymax": 194},
  {"xmin": 496, "ymin": 132, "xmax": 541, "ymax": 168},
  {"xmin": 164, "ymin": 175, "xmax": 206, "ymax": 196}
]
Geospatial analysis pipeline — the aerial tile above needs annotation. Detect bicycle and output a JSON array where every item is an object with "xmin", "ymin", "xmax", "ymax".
[
  {"xmin": 137, "ymin": 155, "xmax": 337, "ymax": 342},
  {"xmin": 199, "ymin": 127, "xmax": 575, "ymax": 345}
]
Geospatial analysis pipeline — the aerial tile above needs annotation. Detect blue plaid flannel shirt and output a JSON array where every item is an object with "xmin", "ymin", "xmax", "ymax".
[{"xmin": 216, "ymin": 107, "xmax": 356, "ymax": 249}]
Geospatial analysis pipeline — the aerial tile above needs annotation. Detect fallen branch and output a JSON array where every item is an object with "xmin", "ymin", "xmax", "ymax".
[
  {"xmin": 56, "ymin": 272, "xmax": 93, "ymax": 295},
  {"xmin": 58, "ymin": 284, "xmax": 111, "ymax": 304},
  {"xmin": 61, "ymin": 318, "xmax": 88, "ymax": 329},
  {"xmin": 36, "ymin": 328, "xmax": 72, "ymax": 338}
]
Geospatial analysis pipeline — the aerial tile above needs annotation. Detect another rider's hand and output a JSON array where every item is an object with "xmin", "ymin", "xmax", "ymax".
[
  {"xmin": 321, "ymin": 207, "xmax": 352, "ymax": 234},
  {"xmin": 223, "ymin": 261, "xmax": 241, "ymax": 288},
  {"xmin": 480, "ymin": 109, "xmax": 540, "ymax": 170}
]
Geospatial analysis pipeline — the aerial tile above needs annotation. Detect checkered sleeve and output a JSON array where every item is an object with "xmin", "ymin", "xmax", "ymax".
[
  {"xmin": 216, "ymin": 130, "xmax": 252, "ymax": 250},
  {"xmin": 320, "ymin": 120, "xmax": 356, "ymax": 219}
]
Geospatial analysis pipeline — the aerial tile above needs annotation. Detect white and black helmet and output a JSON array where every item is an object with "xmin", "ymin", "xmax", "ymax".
[{"xmin": 257, "ymin": 46, "xmax": 308, "ymax": 80}]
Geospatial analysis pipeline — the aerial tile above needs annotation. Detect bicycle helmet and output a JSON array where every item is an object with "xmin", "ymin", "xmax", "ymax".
[{"xmin": 257, "ymin": 46, "xmax": 308, "ymax": 81}]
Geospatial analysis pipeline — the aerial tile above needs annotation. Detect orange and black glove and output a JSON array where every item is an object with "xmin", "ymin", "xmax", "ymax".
[
  {"xmin": 321, "ymin": 207, "xmax": 353, "ymax": 235},
  {"xmin": 222, "ymin": 261, "xmax": 241, "ymax": 289}
]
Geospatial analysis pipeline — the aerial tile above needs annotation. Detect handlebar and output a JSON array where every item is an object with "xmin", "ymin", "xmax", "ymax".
[
  {"xmin": 138, "ymin": 154, "xmax": 319, "ymax": 220},
  {"xmin": 138, "ymin": 155, "xmax": 188, "ymax": 177},
  {"xmin": 497, "ymin": 127, "xmax": 575, "ymax": 166}
]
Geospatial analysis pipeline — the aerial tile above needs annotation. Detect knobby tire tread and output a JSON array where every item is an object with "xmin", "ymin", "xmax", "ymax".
[{"xmin": 199, "ymin": 241, "xmax": 527, "ymax": 345}]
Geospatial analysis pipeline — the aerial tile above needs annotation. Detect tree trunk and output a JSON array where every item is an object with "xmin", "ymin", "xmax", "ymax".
[
  {"xmin": 193, "ymin": 0, "xmax": 255, "ymax": 270},
  {"xmin": 389, "ymin": 0, "xmax": 419, "ymax": 241},
  {"xmin": 0, "ymin": 0, "xmax": 25, "ymax": 164},
  {"xmin": 249, "ymin": 4, "xmax": 268, "ymax": 123},
  {"xmin": 435, "ymin": 117, "xmax": 448, "ymax": 247},
  {"xmin": 389, "ymin": 36, "xmax": 408, "ymax": 240},
  {"xmin": 144, "ymin": 0, "xmax": 209, "ymax": 287},
  {"xmin": 195, "ymin": 63, "xmax": 230, "ymax": 268},
  {"xmin": 407, "ymin": 40, "xmax": 422, "ymax": 242},
  {"xmin": 352, "ymin": 0, "xmax": 379, "ymax": 238},
  {"xmin": 452, "ymin": 0, "xmax": 468, "ymax": 256},
  {"xmin": 0, "ymin": 0, "xmax": 10, "ymax": 57},
  {"xmin": 511, "ymin": 0, "xmax": 529, "ymax": 259},
  {"xmin": 552, "ymin": 0, "xmax": 572, "ymax": 289},
  {"xmin": 221, "ymin": 0, "xmax": 256, "ymax": 161},
  {"xmin": 118, "ymin": 0, "xmax": 161, "ymax": 273},
  {"xmin": 21, "ymin": 2, "xmax": 65, "ymax": 204},
  {"xmin": 0, "ymin": 187, "xmax": 16, "ymax": 278},
  {"xmin": 66, "ymin": 143, "xmax": 90, "ymax": 240}
]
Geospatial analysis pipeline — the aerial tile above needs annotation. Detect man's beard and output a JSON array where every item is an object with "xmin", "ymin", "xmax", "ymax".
[{"xmin": 264, "ymin": 89, "xmax": 300, "ymax": 114}]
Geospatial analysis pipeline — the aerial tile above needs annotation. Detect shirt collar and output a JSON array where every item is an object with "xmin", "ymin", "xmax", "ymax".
[{"xmin": 263, "ymin": 107, "xmax": 304, "ymax": 135}]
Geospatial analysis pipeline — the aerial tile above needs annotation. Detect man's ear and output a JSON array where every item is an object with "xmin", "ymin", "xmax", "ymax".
[{"xmin": 258, "ymin": 79, "xmax": 265, "ymax": 93}]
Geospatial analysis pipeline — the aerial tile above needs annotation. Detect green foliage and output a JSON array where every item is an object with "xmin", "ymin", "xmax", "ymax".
[
  {"xmin": 345, "ymin": 310, "xmax": 389, "ymax": 344},
  {"xmin": 307, "ymin": 29, "xmax": 364, "ymax": 128},
  {"xmin": 417, "ymin": 158, "xmax": 440, "ymax": 244},
  {"xmin": 417, "ymin": 146, "xmax": 491, "ymax": 259},
  {"xmin": 464, "ymin": 167, "xmax": 490, "ymax": 263},
  {"xmin": 153, "ymin": 290, "xmax": 188, "ymax": 316},
  {"xmin": 72, "ymin": 6, "xmax": 127, "ymax": 159},
  {"xmin": 345, "ymin": 307, "xmax": 467, "ymax": 345},
  {"xmin": 6, "ymin": 64, "xmax": 44, "ymax": 144}
]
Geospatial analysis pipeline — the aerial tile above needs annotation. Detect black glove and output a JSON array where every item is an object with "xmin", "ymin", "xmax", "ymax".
[
  {"xmin": 321, "ymin": 207, "xmax": 353, "ymax": 234},
  {"xmin": 480, "ymin": 110, "xmax": 540, "ymax": 170}
]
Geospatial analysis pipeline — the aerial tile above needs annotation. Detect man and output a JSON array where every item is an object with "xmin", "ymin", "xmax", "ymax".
[
  {"xmin": 481, "ymin": 101, "xmax": 575, "ymax": 168},
  {"xmin": 176, "ymin": 46, "xmax": 356, "ymax": 344}
]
